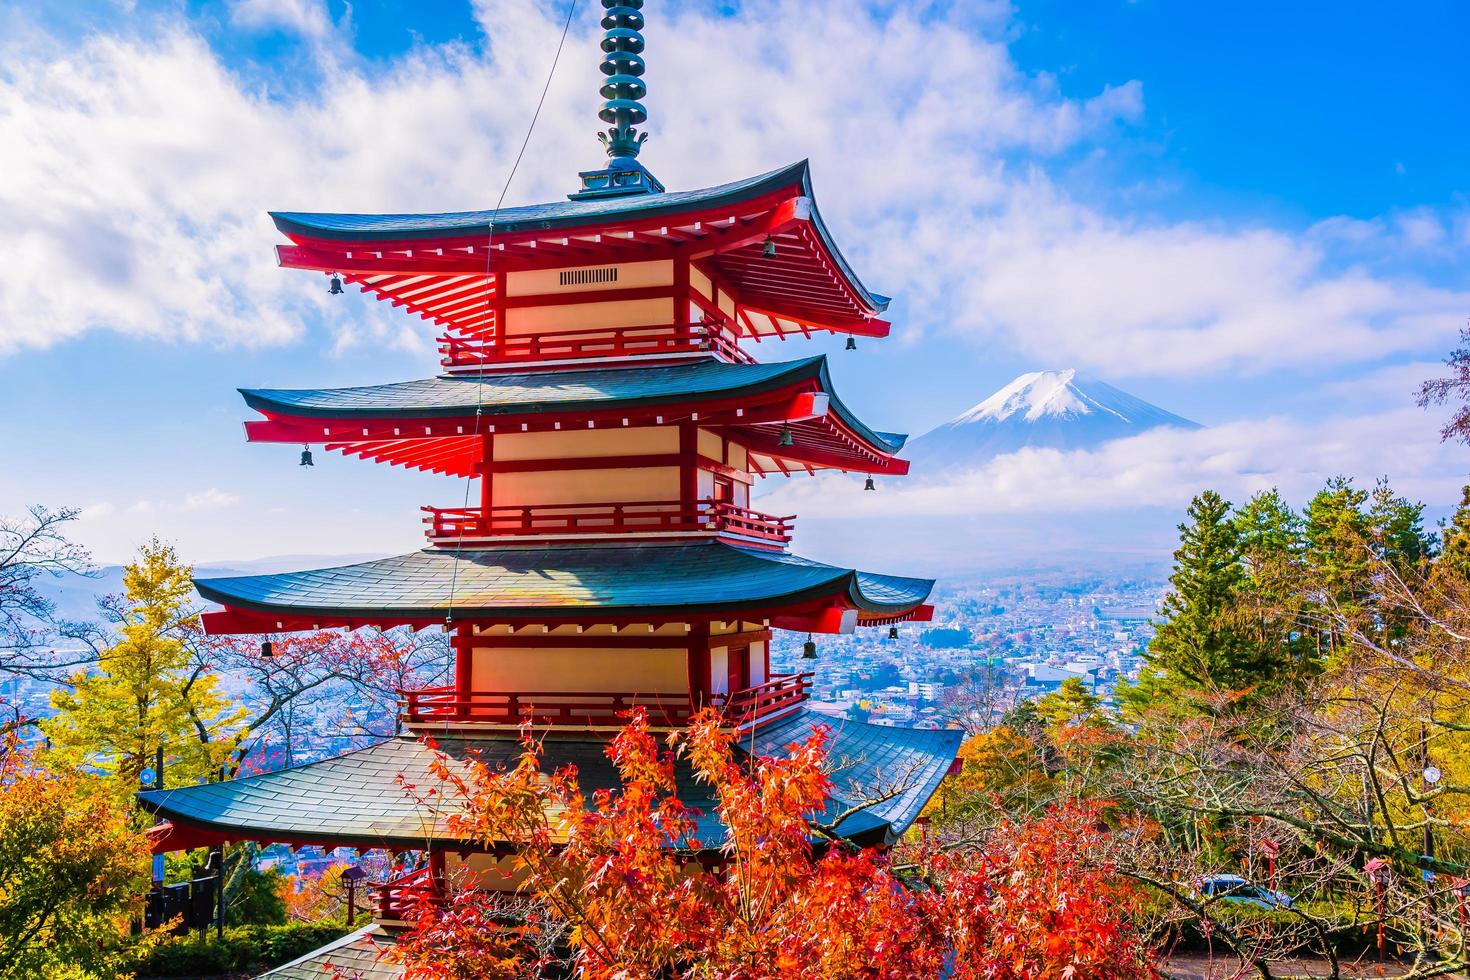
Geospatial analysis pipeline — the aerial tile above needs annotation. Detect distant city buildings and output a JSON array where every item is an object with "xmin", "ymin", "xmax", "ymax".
[{"xmin": 773, "ymin": 576, "xmax": 1163, "ymax": 729}]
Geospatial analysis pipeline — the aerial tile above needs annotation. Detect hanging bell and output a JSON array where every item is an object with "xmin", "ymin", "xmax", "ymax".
[
  {"xmin": 802, "ymin": 634, "xmax": 817, "ymax": 659},
  {"xmin": 778, "ymin": 425, "xmax": 794, "ymax": 448},
  {"xmin": 864, "ymin": 476, "xmax": 876, "ymax": 491},
  {"xmin": 260, "ymin": 641, "xmax": 274, "ymax": 660},
  {"xmin": 762, "ymin": 236, "xmax": 777, "ymax": 259},
  {"xmin": 299, "ymin": 445, "xmax": 314, "ymax": 467},
  {"xmin": 888, "ymin": 626, "xmax": 900, "ymax": 640},
  {"xmin": 329, "ymin": 274, "xmax": 344, "ymax": 295},
  {"xmin": 845, "ymin": 336, "xmax": 857, "ymax": 351}
]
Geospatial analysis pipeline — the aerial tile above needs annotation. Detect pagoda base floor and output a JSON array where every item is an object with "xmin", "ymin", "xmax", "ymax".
[{"xmin": 140, "ymin": 710, "xmax": 961, "ymax": 853}]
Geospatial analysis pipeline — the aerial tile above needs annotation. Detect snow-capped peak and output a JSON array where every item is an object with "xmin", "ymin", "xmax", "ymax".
[
  {"xmin": 903, "ymin": 369, "xmax": 1202, "ymax": 472},
  {"xmin": 951, "ymin": 369, "xmax": 1123, "ymax": 425}
]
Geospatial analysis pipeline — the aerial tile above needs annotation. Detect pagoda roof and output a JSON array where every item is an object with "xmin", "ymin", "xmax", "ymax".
[
  {"xmin": 240, "ymin": 355, "xmax": 909, "ymax": 477},
  {"xmin": 193, "ymin": 541, "xmax": 933, "ymax": 634},
  {"xmin": 138, "ymin": 711, "xmax": 961, "ymax": 853},
  {"xmin": 260, "ymin": 925, "xmax": 398, "ymax": 980},
  {"xmin": 270, "ymin": 161, "xmax": 890, "ymax": 339}
]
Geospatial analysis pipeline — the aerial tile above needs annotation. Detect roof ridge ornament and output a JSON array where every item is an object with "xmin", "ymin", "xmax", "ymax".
[{"xmin": 570, "ymin": 0, "xmax": 666, "ymax": 200}]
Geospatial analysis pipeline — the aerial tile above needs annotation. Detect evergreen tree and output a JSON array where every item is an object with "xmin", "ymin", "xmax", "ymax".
[
  {"xmin": 1303, "ymin": 477, "xmax": 1376, "ymax": 654},
  {"xmin": 43, "ymin": 540, "xmax": 242, "ymax": 805},
  {"xmin": 1366, "ymin": 477, "xmax": 1436, "ymax": 570},
  {"xmin": 1235, "ymin": 488, "xmax": 1304, "ymax": 562},
  {"xmin": 1435, "ymin": 486, "xmax": 1470, "ymax": 583},
  {"xmin": 1233, "ymin": 488, "xmax": 1308, "ymax": 673},
  {"xmin": 1303, "ymin": 477, "xmax": 1371, "ymax": 605},
  {"xmin": 1035, "ymin": 677, "xmax": 1102, "ymax": 732},
  {"xmin": 1142, "ymin": 491, "xmax": 1281, "ymax": 705}
]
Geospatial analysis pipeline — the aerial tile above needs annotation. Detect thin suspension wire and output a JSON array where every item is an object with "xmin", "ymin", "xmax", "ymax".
[
  {"xmin": 419, "ymin": 0, "xmax": 583, "ymax": 870},
  {"xmin": 444, "ymin": 0, "xmax": 581, "ymax": 635}
]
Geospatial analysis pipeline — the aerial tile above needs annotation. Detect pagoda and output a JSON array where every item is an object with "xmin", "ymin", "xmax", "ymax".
[{"xmin": 139, "ymin": 3, "xmax": 960, "ymax": 974}]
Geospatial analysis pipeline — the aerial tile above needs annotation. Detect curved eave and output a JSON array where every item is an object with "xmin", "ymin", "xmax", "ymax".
[
  {"xmin": 138, "ymin": 713, "xmax": 958, "ymax": 855},
  {"xmin": 237, "ymin": 356, "xmax": 907, "ymax": 472},
  {"xmin": 270, "ymin": 162, "xmax": 813, "ymax": 242},
  {"xmin": 272, "ymin": 160, "xmax": 887, "ymax": 322},
  {"xmin": 239, "ymin": 356, "xmax": 827, "ymax": 421},
  {"xmin": 191, "ymin": 543, "xmax": 934, "ymax": 632}
]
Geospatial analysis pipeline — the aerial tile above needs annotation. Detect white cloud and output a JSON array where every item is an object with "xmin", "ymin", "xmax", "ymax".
[
  {"xmin": 0, "ymin": 0, "xmax": 1462, "ymax": 382},
  {"xmin": 78, "ymin": 502, "xmax": 116, "ymax": 522},
  {"xmin": 229, "ymin": 0, "xmax": 333, "ymax": 39},
  {"xmin": 883, "ymin": 186, "xmax": 1469, "ymax": 378},
  {"xmin": 0, "ymin": 2, "xmax": 1151, "ymax": 360},
  {"xmin": 182, "ymin": 488, "xmax": 241, "ymax": 511},
  {"xmin": 760, "ymin": 408, "xmax": 1469, "ymax": 518}
]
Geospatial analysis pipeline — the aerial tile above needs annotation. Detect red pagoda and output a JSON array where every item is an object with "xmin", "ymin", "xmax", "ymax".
[{"xmin": 140, "ymin": 3, "xmax": 960, "ymax": 974}]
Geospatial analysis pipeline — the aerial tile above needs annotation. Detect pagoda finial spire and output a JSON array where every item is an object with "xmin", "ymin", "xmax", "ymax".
[
  {"xmin": 597, "ymin": 0, "xmax": 648, "ymax": 161},
  {"xmin": 570, "ymin": 0, "xmax": 664, "ymax": 199}
]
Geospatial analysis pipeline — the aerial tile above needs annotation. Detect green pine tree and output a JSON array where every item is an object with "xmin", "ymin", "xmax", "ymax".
[
  {"xmin": 1435, "ymin": 485, "xmax": 1470, "ymax": 583},
  {"xmin": 1366, "ymin": 477, "xmax": 1436, "ymax": 570},
  {"xmin": 1303, "ymin": 477, "xmax": 1373, "ymax": 654},
  {"xmin": 1137, "ymin": 491, "xmax": 1286, "ymax": 709}
]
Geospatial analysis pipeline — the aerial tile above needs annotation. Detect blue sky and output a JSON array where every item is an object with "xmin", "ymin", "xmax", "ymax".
[{"xmin": 1, "ymin": 0, "xmax": 1467, "ymax": 564}]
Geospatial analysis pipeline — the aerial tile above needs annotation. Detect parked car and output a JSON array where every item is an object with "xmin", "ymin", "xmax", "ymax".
[{"xmin": 1197, "ymin": 874, "xmax": 1294, "ymax": 910}]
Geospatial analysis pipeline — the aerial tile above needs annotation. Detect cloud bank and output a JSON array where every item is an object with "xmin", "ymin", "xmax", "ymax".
[
  {"xmin": 760, "ymin": 407, "xmax": 1466, "ymax": 519},
  {"xmin": 0, "ymin": 0, "xmax": 1463, "ymax": 378}
]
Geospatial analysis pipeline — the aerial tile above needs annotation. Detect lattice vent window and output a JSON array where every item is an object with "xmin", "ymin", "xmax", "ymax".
[{"xmin": 560, "ymin": 267, "xmax": 619, "ymax": 287}]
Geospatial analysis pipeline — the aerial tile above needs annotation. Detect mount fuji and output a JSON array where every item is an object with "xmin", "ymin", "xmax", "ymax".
[{"xmin": 904, "ymin": 369, "xmax": 1201, "ymax": 471}]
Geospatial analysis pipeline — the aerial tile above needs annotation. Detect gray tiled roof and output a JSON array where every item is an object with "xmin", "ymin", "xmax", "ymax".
[
  {"xmin": 140, "ymin": 711, "xmax": 959, "ymax": 851},
  {"xmin": 272, "ymin": 163, "xmax": 810, "ymax": 240},
  {"xmin": 268, "ymin": 160, "xmax": 888, "ymax": 314},
  {"xmin": 239, "ymin": 355, "xmax": 907, "ymax": 455},
  {"xmin": 193, "ymin": 541, "xmax": 934, "ymax": 622},
  {"xmin": 753, "ymin": 713, "xmax": 963, "ymax": 838},
  {"xmin": 258, "ymin": 925, "xmax": 400, "ymax": 980}
]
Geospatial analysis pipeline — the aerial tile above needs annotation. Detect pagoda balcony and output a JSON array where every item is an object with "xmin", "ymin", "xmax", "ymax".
[
  {"xmin": 717, "ymin": 672, "xmax": 814, "ymax": 730},
  {"xmin": 438, "ymin": 321, "xmax": 754, "ymax": 370},
  {"xmin": 421, "ymin": 500, "xmax": 795, "ymax": 547},
  {"xmin": 398, "ymin": 673, "xmax": 813, "ymax": 731},
  {"xmin": 372, "ymin": 867, "xmax": 443, "ymax": 923},
  {"xmin": 400, "ymin": 688, "xmax": 699, "ymax": 728}
]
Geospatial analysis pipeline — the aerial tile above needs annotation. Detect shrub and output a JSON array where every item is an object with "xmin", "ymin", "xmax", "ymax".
[{"xmin": 133, "ymin": 922, "xmax": 350, "ymax": 978}]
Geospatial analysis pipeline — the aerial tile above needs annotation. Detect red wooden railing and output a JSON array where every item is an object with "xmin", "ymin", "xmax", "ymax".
[
  {"xmin": 372, "ymin": 867, "xmax": 442, "ymax": 922},
  {"xmin": 400, "ymin": 688, "xmax": 698, "ymax": 728},
  {"xmin": 715, "ymin": 673, "xmax": 814, "ymax": 729},
  {"xmin": 399, "ymin": 674, "xmax": 813, "ymax": 731},
  {"xmin": 422, "ymin": 499, "xmax": 794, "ymax": 545},
  {"xmin": 439, "ymin": 321, "xmax": 754, "ymax": 368}
]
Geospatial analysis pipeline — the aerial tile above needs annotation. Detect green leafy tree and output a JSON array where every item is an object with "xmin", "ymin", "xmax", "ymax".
[
  {"xmin": 0, "ymin": 741, "xmax": 151, "ymax": 979},
  {"xmin": 42, "ymin": 539, "xmax": 242, "ymax": 804}
]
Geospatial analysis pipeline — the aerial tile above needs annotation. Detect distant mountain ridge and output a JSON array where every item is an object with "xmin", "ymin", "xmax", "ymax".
[{"xmin": 905, "ymin": 369, "xmax": 1201, "ymax": 470}]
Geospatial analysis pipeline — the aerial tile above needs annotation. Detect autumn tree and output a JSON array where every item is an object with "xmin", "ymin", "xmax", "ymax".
[
  {"xmin": 42, "ymin": 539, "xmax": 242, "ymax": 800},
  {"xmin": 389, "ymin": 710, "xmax": 1159, "ymax": 979},
  {"xmin": 1416, "ymin": 318, "xmax": 1470, "ymax": 444},
  {"xmin": 0, "ymin": 738, "xmax": 151, "ymax": 979},
  {"xmin": 0, "ymin": 506, "xmax": 97, "ymax": 700}
]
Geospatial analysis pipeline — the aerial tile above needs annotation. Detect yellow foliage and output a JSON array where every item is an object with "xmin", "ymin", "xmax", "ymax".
[{"xmin": 42, "ymin": 539, "xmax": 243, "ymax": 806}]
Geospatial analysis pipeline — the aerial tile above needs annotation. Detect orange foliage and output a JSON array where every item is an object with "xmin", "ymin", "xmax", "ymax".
[{"xmin": 388, "ymin": 710, "xmax": 1158, "ymax": 979}]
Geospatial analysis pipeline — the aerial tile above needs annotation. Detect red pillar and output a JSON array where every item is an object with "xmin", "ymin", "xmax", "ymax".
[
  {"xmin": 679, "ymin": 422, "xmax": 698, "ymax": 513},
  {"xmin": 478, "ymin": 433, "xmax": 494, "ymax": 512},
  {"xmin": 453, "ymin": 629, "xmax": 473, "ymax": 707},
  {"xmin": 687, "ymin": 623, "xmax": 712, "ymax": 708}
]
